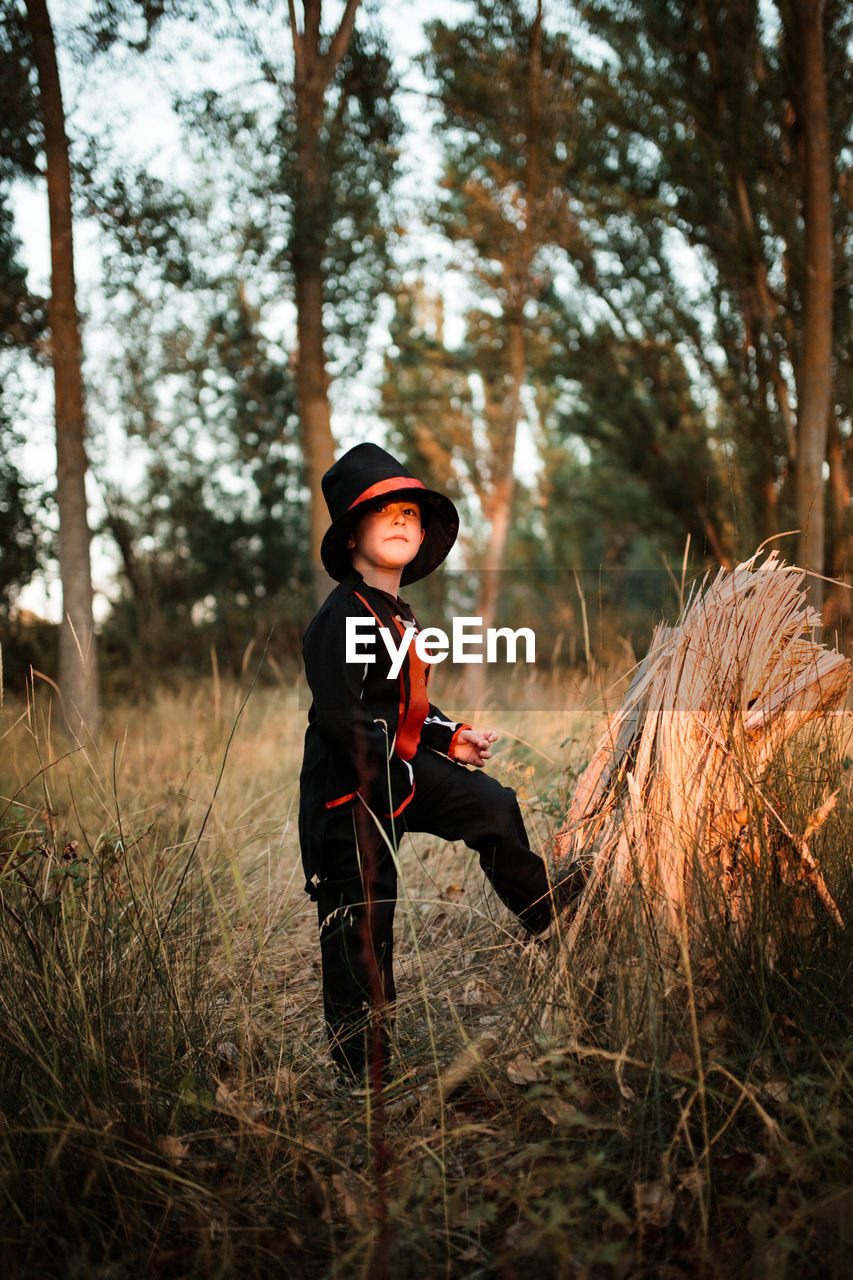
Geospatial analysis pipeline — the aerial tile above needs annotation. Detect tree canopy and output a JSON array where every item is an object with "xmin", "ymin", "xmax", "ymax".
[{"xmin": 2, "ymin": 0, "xmax": 851, "ymax": 694}]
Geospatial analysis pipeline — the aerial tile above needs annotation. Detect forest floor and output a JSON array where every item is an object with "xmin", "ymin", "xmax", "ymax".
[{"xmin": 1, "ymin": 667, "xmax": 853, "ymax": 1278}]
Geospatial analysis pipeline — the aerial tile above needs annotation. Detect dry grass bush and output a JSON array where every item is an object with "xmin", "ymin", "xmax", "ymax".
[
  {"xmin": 0, "ymin": 649, "xmax": 852, "ymax": 1278},
  {"xmin": 556, "ymin": 552, "xmax": 851, "ymax": 939}
]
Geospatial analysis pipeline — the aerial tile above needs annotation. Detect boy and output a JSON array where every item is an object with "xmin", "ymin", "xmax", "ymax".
[{"xmin": 299, "ymin": 443, "xmax": 564, "ymax": 1084}]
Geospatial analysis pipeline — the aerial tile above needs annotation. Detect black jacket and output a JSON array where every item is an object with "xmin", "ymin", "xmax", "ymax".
[{"xmin": 298, "ymin": 572, "xmax": 467, "ymax": 885}]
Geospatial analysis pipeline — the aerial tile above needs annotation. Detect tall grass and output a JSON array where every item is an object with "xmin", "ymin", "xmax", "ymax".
[{"xmin": 1, "ymin": 672, "xmax": 852, "ymax": 1277}]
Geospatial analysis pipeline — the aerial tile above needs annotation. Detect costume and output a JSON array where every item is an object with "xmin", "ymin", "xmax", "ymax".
[{"xmin": 298, "ymin": 445, "xmax": 555, "ymax": 1080}]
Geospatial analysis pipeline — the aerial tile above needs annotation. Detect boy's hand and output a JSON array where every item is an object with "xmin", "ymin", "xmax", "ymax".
[{"xmin": 453, "ymin": 728, "xmax": 498, "ymax": 767}]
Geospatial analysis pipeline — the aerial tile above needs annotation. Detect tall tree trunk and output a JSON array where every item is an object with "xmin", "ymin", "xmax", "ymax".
[
  {"xmin": 476, "ymin": 314, "xmax": 525, "ymax": 636},
  {"xmin": 467, "ymin": 1, "xmax": 542, "ymax": 705},
  {"xmin": 292, "ymin": 226, "xmax": 337, "ymax": 604},
  {"xmin": 288, "ymin": 0, "xmax": 359, "ymax": 605},
  {"xmin": 787, "ymin": 0, "xmax": 833, "ymax": 615},
  {"xmin": 24, "ymin": 0, "xmax": 99, "ymax": 733}
]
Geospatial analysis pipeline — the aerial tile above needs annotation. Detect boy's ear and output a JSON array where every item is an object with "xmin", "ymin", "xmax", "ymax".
[
  {"xmin": 419, "ymin": 528, "xmax": 425, "ymax": 544},
  {"xmin": 346, "ymin": 532, "xmax": 355, "ymax": 549}
]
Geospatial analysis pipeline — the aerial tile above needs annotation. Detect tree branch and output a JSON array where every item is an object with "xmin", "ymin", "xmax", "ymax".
[
  {"xmin": 287, "ymin": 0, "xmax": 302, "ymax": 78},
  {"xmin": 321, "ymin": 0, "xmax": 360, "ymax": 84}
]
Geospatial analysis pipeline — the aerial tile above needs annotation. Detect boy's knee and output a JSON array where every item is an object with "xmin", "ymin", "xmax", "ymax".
[{"xmin": 486, "ymin": 775, "xmax": 523, "ymax": 819}]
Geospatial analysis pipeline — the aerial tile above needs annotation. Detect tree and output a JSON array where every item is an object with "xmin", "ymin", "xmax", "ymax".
[
  {"xmin": 576, "ymin": 0, "xmax": 853, "ymax": 614},
  {"xmin": 0, "ymin": 9, "xmax": 49, "ymax": 674},
  {"xmin": 781, "ymin": 0, "xmax": 835, "ymax": 613},
  {"xmin": 76, "ymin": 0, "xmax": 401, "ymax": 657},
  {"xmin": 424, "ymin": 0, "xmax": 577, "ymax": 638},
  {"xmin": 21, "ymin": 0, "xmax": 99, "ymax": 731},
  {"xmin": 162, "ymin": 1, "xmax": 401, "ymax": 602},
  {"xmin": 74, "ymin": 138, "xmax": 309, "ymax": 673},
  {"xmin": 95, "ymin": 273, "xmax": 306, "ymax": 680},
  {"xmin": 0, "ymin": 431, "xmax": 43, "ymax": 621},
  {"xmin": 418, "ymin": 0, "xmax": 731, "ymax": 674},
  {"xmin": 288, "ymin": 0, "xmax": 359, "ymax": 594}
]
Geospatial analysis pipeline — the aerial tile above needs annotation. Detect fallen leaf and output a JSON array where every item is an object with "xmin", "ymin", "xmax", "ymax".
[
  {"xmin": 273, "ymin": 1067, "xmax": 297, "ymax": 1098},
  {"xmin": 758, "ymin": 1076, "xmax": 790, "ymax": 1105},
  {"xmin": 540, "ymin": 1098, "xmax": 579, "ymax": 1126},
  {"xmin": 156, "ymin": 1135, "xmax": 189, "ymax": 1161},
  {"xmin": 678, "ymin": 1167, "xmax": 707, "ymax": 1198},
  {"xmin": 507, "ymin": 1053, "xmax": 545, "ymax": 1085},
  {"xmin": 331, "ymin": 1173, "xmax": 362, "ymax": 1225},
  {"xmin": 635, "ymin": 1179, "xmax": 674, "ymax": 1228},
  {"xmin": 215, "ymin": 1080, "xmax": 243, "ymax": 1115},
  {"xmin": 214, "ymin": 1040, "xmax": 240, "ymax": 1070},
  {"xmin": 503, "ymin": 1221, "xmax": 534, "ymax": 1253},
  {"xmin": 698, "ymin": 1011, "xmax": 730, "ymax": 1040}
]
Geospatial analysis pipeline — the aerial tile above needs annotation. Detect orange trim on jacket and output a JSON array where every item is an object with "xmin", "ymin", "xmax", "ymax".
[
  {"xmin": 325, "ymin": 791, "xmax": 357, "ymax": 810},
  {"xmin": 448, "ymin": 724, "xmax": 472, "ymax": 761},
  {"xmin": 385, "ymin": 785, "xmax": 415, "ymax": 820}
]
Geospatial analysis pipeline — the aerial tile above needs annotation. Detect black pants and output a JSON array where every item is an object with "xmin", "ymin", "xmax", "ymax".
[{"xmin": 314, "ymin": 747, "xmax": 553, "ymax": 1079}]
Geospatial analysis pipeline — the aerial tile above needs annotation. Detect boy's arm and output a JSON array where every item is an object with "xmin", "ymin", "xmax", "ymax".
[
  {"xmin": 420, "ymin": 704, "xmax": 472, "ymax": 760},
  {"xmin": 304, "ymin": 597, "xmax": 416, "ymax": 818}
]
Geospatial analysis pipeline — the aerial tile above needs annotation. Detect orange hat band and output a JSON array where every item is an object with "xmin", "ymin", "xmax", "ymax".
[{"xmin": 346, "ymin": 476, "xmax": 426, "ymax": 512}]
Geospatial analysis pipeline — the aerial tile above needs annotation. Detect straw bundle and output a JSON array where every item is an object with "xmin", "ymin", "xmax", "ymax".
[{"xmin": 556, "ymin": 551, "xmax": 851, "ymax": 943}]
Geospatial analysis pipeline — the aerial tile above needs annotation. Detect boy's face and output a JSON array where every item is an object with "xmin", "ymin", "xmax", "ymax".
[{"xmin": 347, "ymin": 499, "xmax": 425, "ymax": 575}]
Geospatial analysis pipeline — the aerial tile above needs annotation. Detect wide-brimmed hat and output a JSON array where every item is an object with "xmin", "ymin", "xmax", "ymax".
[{"xmin": 320, "ymin": 443, "xmax": 458, "ymax": 585}]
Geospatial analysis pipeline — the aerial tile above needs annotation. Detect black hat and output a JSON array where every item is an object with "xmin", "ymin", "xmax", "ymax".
[{"xmin": 320, "ymin": 443, "xmax": 458, "ymax": 585}]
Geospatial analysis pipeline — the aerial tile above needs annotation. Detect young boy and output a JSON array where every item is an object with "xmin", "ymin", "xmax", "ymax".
[{"xmin": 299, "ymin": 443, "xmax": 563, "ymax": 1083}]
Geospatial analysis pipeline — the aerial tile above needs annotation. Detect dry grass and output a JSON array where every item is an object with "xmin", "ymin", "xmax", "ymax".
[
  {"xmin": 558, "ymin": 553, "xmax": 852, "ymax": 942},
  {"xmin": 1, "ymin": 658, "xmax": 852, "ymax": 1278}
]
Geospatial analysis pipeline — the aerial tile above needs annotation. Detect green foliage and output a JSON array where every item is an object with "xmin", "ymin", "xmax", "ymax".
[
  {"xmin": 85, "ymin": 0, "xmax": 198, "ymax": 54},
  {"xmin": 72, "ymin": 3, "xmax": 405, "ymax": 678},
  {"xmin": 0, "ymin": 1, "xmax": 41, "ymax": 180},
  {"xmin": 99, "ymin": 466, "xmax": 306, "ymax": 688},
  {"xmin": 381, "ymin": 283, "xmax": 474, "ymax": 503},
  {"xmin": 549, "ymin": 320, "xmax": 734, "ymax": 561},
  {"xmin": 0, "ymin": 11, "xmax": 46, "ymax": 350},
  {"xmin": 0, "ymin": 449, "xmax": 43, "ymax": 617},
  {"xmin": 80, "ymin": 132, "xmax": 307, "ymax": 677},
  {"xmin": 280, "ymin": 18, "xmax": 404, "ymax": 373},
  {"xmin": 0, "ymin": 171, "xmax": 46, "ymax": 631},
  {"xmin": 425, "ymin": 0, "xmax": 577, "ymax": 267},
  {"xmin": 79, "ymin": 159, "xmax": 199, "ymax": 295},
  {"xmin": 573, "ymin": 0, "xmax": 853, "ymax": 557},
  {"xmin": 410, "ymin": 0, "xmax": 734, "ymax": 586},
  {"xmin": 0, "ymin": 191, "xmax": 45, "ymax": 348}
]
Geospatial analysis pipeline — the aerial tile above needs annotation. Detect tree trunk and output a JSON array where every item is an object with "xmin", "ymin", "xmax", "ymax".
[
  {"xmin": 293, "ymin": 227, "xmax": 337, "ymax": 604},
  {"xmin": 788, "ymin": 0, "xmax": 833, "ymax": 616},
  {"xmin": 288, "ymin": 0, "xmax": 359, "ymax": 606},
  {"xmin": 24, "ymin": 0, "xmax": 99, "ymax": 734},
  {"xmin": 475, "ymin": 313, "xmax": 525, "ymax": 637},
  {"xmin": 467, "ymin": 1, "xmax": 542, "ymax": 705}
]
